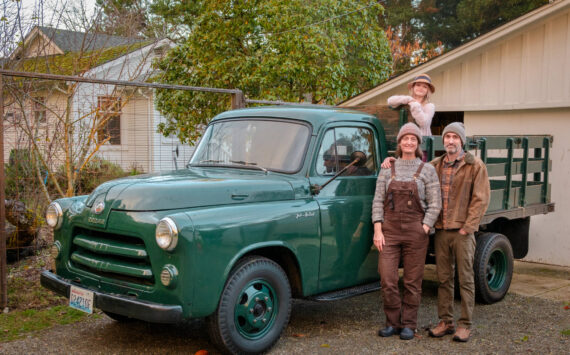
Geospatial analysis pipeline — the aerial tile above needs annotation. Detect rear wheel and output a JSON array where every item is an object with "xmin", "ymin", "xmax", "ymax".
[
  {"xmin": 207, "ymin": 256, "xmax": 292, "ymax": 354},
  {"xmin": 474, "ymin": 233, "xmax": 514, "ymax": 304}
]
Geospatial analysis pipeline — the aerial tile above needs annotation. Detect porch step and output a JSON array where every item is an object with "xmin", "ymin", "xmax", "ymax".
[{"xmin": 308, "ymin": 282, "xmax": 381, "ymax": 302}]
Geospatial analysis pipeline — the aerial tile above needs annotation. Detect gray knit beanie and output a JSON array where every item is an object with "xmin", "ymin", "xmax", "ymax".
[
  {"xmin": 397, "ymin": 122, "xmax": 422, "ymax": 144},
  {"xmin": 442, "ymin": 122, "xmax": 466, "ymax": 145}
]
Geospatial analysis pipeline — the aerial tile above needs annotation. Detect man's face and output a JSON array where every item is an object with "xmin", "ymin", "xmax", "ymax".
[{"xmin": 443, "ymin": 132, "xmax": 463, "ymax": 156}]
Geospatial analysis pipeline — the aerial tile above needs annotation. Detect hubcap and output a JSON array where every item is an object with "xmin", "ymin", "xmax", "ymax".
[
  {"xmin": 486, "ymin": 248, "xmax": 507, "ymax": 291},
  {"xmin": 234, "ymin": 279, "xmax": 278, "ymax": 339}
]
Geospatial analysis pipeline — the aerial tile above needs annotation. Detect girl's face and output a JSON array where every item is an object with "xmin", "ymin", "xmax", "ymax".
[{"xmin": 413, "ymin": 82, "xmax": 430, "ymax": 98}]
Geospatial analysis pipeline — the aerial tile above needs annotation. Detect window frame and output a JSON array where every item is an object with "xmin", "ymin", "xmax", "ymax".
[{"xmin": 96, "ymin": 96, "xmax": 122, "ymax": 146}]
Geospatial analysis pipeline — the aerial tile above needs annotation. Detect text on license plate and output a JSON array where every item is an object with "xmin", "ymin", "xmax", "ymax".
[{"xmin": 69, "ymin": 285, "xmax": 94, "ymax": 314}]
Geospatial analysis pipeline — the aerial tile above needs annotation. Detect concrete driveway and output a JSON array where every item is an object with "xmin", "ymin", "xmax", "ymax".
[{"xmin": 423, "ymin": 260, "xmax": 569, "ymax": 302}]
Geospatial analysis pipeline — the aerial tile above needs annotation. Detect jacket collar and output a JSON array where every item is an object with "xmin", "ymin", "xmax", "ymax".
[{"xmin": 433, "ymin": 151, "xmax": 475, "ymax": 165}]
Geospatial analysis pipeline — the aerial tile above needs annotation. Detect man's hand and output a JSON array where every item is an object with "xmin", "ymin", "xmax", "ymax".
[
  {"xmin": 459, "ymin": 228, "xmax": 468, "ymax": 235},
  {"xmin": 423, "ymin": 224, "xmax": 430, "ymax": 234},
  {"xmin": 381, "ymin": 157, "xmax": 396, "ymax": 169},
  {"xmin": 373, "ymin": 223, "xmax": 385, "ymax": 252}
]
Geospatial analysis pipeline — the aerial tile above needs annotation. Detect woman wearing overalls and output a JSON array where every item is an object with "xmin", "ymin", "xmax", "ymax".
[{"xmin": 372, "ymin": 123, "xmax": 441, "ymax": 340}]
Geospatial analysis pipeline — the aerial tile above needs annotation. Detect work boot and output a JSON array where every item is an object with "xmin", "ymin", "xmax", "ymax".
[
  {"xmin": 377, "ymin": 326, "xmax": 400, "ymax": 337},
  {"xmin": 452, "ymin": 327, "xmax": 471, "ymax": 342},
  {"xmin": 399, "ymin": 327, "xmax": 414, "ymax": 340},
  {"xmin": 428, "ymin": 320, "xmax": 455, "ymax": 337}
]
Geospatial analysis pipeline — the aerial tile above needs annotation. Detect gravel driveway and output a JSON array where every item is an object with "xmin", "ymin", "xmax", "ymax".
[{"xmin": 1, "ymin": 277, "xmax": 568, "ymax": 354}]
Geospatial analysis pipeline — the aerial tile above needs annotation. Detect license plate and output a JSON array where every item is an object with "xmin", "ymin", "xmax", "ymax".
[{"xmin": 69, "ymin": 285, "xmax": 94, "ymax": 314}]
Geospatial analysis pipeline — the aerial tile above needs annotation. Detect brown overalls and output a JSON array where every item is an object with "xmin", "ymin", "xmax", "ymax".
[{"xmin": 378, "ymin": 163, "xmax": 429, "ymax": 330}]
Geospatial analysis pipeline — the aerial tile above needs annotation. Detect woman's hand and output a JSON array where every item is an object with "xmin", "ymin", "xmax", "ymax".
[
  {"xmin": 422, "ymin": 224, "xmax": 430, "ymax": 234},
  {"xmin": 381, "ymin": 157, "xmax": 396, "ymax": 169},
  {"xmin": 373, "ymin": 223, "xmax": 385, "ymax": 252}
]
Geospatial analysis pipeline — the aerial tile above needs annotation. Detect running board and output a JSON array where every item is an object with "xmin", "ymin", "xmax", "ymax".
[{"xmin": 308, "ymin": 282, "xmax": 380, "ymax": 302}]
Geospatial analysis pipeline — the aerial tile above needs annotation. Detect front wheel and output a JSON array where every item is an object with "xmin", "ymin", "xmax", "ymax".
[
  {"xmin": 474, "ymin": 232, "xmax": 514, "ymax": 304},
  {"xmin": 207, "ymin": 256, "xmax": 292, "ymax": 354}
]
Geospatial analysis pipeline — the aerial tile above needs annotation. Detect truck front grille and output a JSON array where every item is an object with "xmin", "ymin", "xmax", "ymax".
[{"xmin": 70, "ymin": 227, "xmax": 154, "ymax": 285}]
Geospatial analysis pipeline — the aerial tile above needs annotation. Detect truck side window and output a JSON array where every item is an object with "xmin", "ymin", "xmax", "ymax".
[{"xmin": 316, "ymin": 127, "xmax": 376, "ymax": 176}]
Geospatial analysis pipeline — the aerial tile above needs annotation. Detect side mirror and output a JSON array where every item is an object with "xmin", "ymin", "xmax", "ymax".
[{"xmin": 311, "ymin": 151, "xmax": 367, "ymax": 195}]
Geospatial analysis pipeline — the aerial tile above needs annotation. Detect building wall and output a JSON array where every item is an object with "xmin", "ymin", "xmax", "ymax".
[
  {"xmin": 344, "ymin": 3, "xmax": 570, "ymax": 112},
  {"xmin": 466, "ymin": 108, "xmax": 569, "ymax": 266},
  {"xmin": 23, "ymin": 34, "xmax": 61, "ymax": 58}
]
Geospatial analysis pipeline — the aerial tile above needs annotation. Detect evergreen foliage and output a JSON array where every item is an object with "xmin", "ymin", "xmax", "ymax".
[{"xmin": 151, "ymin": 0, "xmax": 393, "ymax": 145}]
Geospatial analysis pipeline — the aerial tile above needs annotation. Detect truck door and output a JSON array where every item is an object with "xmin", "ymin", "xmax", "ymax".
[{"xmin": 309, "ymin": 125, "xmax": 379, "ymax": 292}]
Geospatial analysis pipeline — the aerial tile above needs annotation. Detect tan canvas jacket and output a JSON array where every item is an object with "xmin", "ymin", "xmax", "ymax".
[{"xmin": 431, "ymin": 152, "xmax": 490, "ymax": 234}]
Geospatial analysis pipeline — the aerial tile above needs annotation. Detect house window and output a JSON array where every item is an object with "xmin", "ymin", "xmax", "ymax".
[
  {"xmin": 97, "ymin": 96, "xmax": 121, "ymax": 145},
  {"xmin": 33, "ymin": 97, "xmax": 46, "ymax": 123}
]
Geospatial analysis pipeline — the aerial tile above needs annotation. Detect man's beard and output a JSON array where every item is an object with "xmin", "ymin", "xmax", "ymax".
[{"xmin": 445, "ymin": 144, "xmax": 459, "ymax": 155}]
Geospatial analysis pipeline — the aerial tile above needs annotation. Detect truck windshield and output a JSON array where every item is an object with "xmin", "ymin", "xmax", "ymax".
[{"xmin": 189, "ymin": 119, "xmax": 311, "ymax": 173}]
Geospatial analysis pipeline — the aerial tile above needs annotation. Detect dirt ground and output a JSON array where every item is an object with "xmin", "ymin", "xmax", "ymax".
[{"xmin": 0, "ymin": 261, "xmax": 568, "ymax": 354}]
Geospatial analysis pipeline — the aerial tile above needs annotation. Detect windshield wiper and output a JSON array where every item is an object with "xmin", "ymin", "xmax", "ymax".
[
  {"xmin": 230, "ymin": 160, "xmax": 268, "ymax": 173},
  {"xmin": 197, "ymin": 159, "xmax": 224, "ymax": 164}
]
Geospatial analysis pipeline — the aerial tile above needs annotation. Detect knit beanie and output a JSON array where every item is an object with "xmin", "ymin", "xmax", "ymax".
[
  {"xmin": 442, "ymin": 122, "xmax": 466, "ymax": 145},
  {"xmin": 397, "ymin": 122, "xmax": 422, "ymax": 144}
]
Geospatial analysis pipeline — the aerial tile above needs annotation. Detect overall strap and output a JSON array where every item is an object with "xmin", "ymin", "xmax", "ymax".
[
  {"xmin": 390, "ymin": 163, "xmax": 396, "ymax": 179},
  {"xmin": 413, "ymin": 162, "xmax": 425, "ymax": 180}
]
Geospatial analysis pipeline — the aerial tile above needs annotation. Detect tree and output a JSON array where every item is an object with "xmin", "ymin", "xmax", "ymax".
[
  {"xmin": 417, "ymin": 0, "xmax": 548, "ymax": 48},
  {"xmin": 2, "ymin": 0, "xmax": 159, "ymax": 199},
  {"xmin": 152, "ymin": 0, "xmax": 393, "ymax": 145},
  {"xmin": 95, "ymin": 0, "xmax": 149, "ymax": 37}
]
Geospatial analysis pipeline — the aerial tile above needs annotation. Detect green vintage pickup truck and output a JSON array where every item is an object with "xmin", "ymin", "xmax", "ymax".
[{"xmin": 41, "ymin": 106, "xmax": 554, "ymax": 354}]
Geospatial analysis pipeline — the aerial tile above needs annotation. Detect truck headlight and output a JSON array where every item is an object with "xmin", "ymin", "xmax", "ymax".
[
  {"xmin": 46, "ymin": 202, "xmax": 63, "ymax": 229},
  {"xmin": 156, "ymin": 217, "xmax": 178, "ymax": 251}
]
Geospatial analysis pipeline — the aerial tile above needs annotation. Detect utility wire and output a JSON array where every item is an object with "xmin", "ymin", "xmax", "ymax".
[{"xmin": 261, "ymin": 2, "xmax": 380, "ymax": 36}]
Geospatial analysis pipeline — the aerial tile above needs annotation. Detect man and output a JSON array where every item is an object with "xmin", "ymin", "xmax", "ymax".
[{"xmin": 427, "ymin": 122, "xmax": 490, "ymax": 342}]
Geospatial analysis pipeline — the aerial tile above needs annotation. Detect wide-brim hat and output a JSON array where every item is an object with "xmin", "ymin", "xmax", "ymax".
[{"xmin": 407, "ymin": 73, "xmax": 435, "ymax": 93}]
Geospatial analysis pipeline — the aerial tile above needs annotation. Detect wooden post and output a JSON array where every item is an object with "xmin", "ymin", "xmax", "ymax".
[
  {"xmin": 231, "ymin": 91, "xmax": 246, "ymax": 109},
  {"xmin": 0, "ymin": 73, "xmax": 7, "ymax": 311}
]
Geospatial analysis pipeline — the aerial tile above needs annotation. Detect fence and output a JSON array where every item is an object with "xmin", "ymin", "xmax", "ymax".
[{"xmin": 0, "ymin": 69, "xmax": 295, "ymax": 309}]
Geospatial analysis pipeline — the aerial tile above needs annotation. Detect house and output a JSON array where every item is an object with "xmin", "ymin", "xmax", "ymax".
[
  {"xmin": 340, "ymin": 0, "xmax": 570, "ymax": 266},
  {"xmin": 74, "ymin": 38, "xmax": 196, "ymax": 173},
  {"xmin": 3, "ymin": 26, "xmax": 194, "ymax": 176}
]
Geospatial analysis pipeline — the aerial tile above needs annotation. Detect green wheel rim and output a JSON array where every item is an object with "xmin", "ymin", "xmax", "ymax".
[
  {"xmin": 486, "ymin": 248, "xmax": 507, "ymax": 291},
  {"xmin": 234, "ymin": 279, "xmax": 278, "ymax": 340}
]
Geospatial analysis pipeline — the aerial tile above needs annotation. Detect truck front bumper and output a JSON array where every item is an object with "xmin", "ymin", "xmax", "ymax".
[{"xmin": 40, "ymin": 270, "xmax": 183, "ymax": 324}]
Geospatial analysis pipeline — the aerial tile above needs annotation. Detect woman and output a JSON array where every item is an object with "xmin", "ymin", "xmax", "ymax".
[
  {"xmin": 372, "ymin": 123, "xmax": 441, "ymax": 340},
  {"xmin": 387, "ymin": 74, "xmax": 435, "ymax": 137}
]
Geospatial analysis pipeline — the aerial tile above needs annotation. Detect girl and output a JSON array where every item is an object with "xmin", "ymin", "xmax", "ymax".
[{"xmin": 387, "ymin": 74, "xmax": 435, "ymax": 137}]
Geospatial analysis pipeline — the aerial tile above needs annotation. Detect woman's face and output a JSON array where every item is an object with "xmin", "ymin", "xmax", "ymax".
[
  {"xmin": 399, "ymin": 134, "xmax": 418, "ymax": 155},
  {"xmin": 413, "ymin": 82, "xmax": 430, "ymax": 98}
]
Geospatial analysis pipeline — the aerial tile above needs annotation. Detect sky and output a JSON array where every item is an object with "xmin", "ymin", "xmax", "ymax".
[{"xmin": 20, "ymin": 0, "xmax": 97, "ymax": 30}]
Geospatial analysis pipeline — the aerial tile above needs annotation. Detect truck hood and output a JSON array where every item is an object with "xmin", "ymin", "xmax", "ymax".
[{"xmin": 86, "ymin": 168, "xmax": 296, "ymax": 212}]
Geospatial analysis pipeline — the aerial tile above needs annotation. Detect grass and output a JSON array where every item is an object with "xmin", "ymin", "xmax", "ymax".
[
  {"xmin": 0, "ymin": 306, "xmax": 88, "ymax": 342},
  {"xmin": 1, "ymin": 247, "xmax": 97, "ymax": 342}
]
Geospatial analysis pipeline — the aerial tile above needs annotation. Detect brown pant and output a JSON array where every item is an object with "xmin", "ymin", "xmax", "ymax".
[
  {"xmin": 378, "ymin": 221, "xmax": 428, "ymax": 330},
  {"xmin": 434, "ymin": 229, "xmax": 476, "ymax": 328}
]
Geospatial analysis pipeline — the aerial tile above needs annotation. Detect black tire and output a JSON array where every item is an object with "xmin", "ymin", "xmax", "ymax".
[
  {"xmin": 103, "ymin": 311, "xmax": 135, "ymax": 322},
  {"xmin": 474, "ymin": 233, "xmax": 514, "ymax": 304},
  {"xmin": 207, "ymin": 256, "xmax": 292, "ymax": 355}
]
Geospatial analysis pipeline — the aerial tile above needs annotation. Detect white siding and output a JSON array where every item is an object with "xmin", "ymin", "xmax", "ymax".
[{"xmin": 466, "ymin": 109, "xmax": 570, "ymax": 266}]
